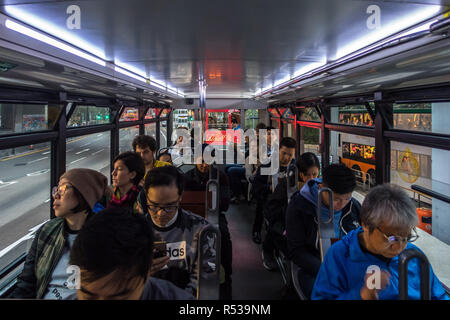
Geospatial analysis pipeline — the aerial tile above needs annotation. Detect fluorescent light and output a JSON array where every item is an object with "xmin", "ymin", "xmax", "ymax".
[
  {"xmin": 150, "ymin": 81, "xmax": 166, "ymax": 90},
  {"xmin": 273, "ymin": 75, "xmax": 291, "ymax": 87},
  {"xmin": 114, "ymin": 60, "xmax": 148, "ymax": 78},
  {"xmin": 293, "ymin": 61, "xmax": 326, "ymax": 78},
  {"xmin": 5, "ymin": 5, "xmax": 105, "ymax": 59},
  {"xmin": 114, "ymin": 66, "xmax": 147, "ymax": 82},
  {"xmin": 5, "ymin": 19, "xmax": 106, "ymax": 66},
  {"xmin": 335, "ymin": 5, "xmax": 441, "ymax": 59}
]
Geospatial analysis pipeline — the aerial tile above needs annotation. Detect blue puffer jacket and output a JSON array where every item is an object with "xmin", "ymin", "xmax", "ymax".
[{"xmin": 311, "ymin": 227, "xmax": 449, "ymax": 300}]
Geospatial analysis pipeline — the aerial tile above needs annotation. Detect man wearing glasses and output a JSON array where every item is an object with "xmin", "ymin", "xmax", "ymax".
[
  {"xmin": 311, "ymin": 184, "xmax": 449, "ymax": 300},
  {"xmin": 138, "ymin": 165, "xmax": 215, "ymax": 297}
]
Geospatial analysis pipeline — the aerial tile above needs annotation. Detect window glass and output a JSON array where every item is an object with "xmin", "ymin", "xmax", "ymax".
[
  {"xmin": 393, "ymin": 103, "xmax": 432, "ymax": 132},
  {"xmin": 0, "ymin": 144, "xmax": 50, "ymax": 273},
  {"xmin": 119, "ymin": 107, "xmax": 139, "ymax": 122},
  {"xmin": 145, "ymin": 108, "xmax": 158, "ymax": 119},
  {"xmin": 160, "ymin": 108, "xmax": 171, "ymax": 118},
  {"xmin": 172, "ymin": 109, "xmax": 193, "ymax": 131},
  {"xmin": 245, "ymin": 109, "xmax": 259, "ymax": 130},
  {"xmin": 119, "ymin": 126, "xmax": 139, "ymax": 154},
  {"xmin": 67, "ymin": 105, "xmax": 111, "ymax": 127},
  {"xmin": 207, "ymin": 111, "xmax": 228, "ymax": 130},
  {"xmin": 330, "ymin": 105, "xmax": 374, "ymax": 127},
  {"xmin": 66, "ymin": 132, "xmax": 111, "ymax": 184},
  {"xmin": 299, "ymin": 107, "xmax": 320, "ymax": 122},
  {"xmin": 160, "ymin": 121, "xmax": 168, "ymax": 148},
  {"xmin": 145, "ymin": 123, "xmax": 156, "ymax": 138},
  {"xmin": 0, "ymin": 103, "xmax": 60, "ymax": 135}
]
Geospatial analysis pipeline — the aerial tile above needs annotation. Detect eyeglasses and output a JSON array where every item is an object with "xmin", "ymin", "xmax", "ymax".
[
  {"xmin": 52, "ymin": 184, "xmax": 73, "ymax": 198},
  {"xmin": 146, "ymin": 197, "xmax": 180, "ymax": 214},
  {"xmin": 376, "ymin": 227, "xmax": 419, "ymax": 245}
]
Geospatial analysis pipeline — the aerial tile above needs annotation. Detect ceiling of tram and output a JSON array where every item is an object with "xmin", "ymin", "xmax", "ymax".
[{"xmin": 0, "ymin": 0, "xmax": 449, "ymax": 98}]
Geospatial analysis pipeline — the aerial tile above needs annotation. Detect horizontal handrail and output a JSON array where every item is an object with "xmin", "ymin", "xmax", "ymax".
[
  {"xmin": 411, "ymin": 184, "xmax": 450, "ymax": 204},
  {"xmin": 0, "ymin": 252, "xmax": 26, "ymax": 282}
]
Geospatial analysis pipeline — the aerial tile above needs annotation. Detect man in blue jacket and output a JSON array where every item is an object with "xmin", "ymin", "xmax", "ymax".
[
  {"xmin": 311, "ymin": 184, "xmax": 449, "ymax": 300},
  {"xmin": 285, "ymin": 163, "xmax": 361, "ymax": 299}
]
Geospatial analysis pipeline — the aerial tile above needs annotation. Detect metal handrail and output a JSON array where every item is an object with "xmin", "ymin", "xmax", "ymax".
[
  {"xmin": 206, "ymin": 180, "xmax": 220, "ymax": 226},
  {"xmin": 398, "ymin": 249, "xmax": 431, "ymax": 300},
  {"xmin": 196, "ymin": 224, "xmax": 221, "ymax": 300},
  {"xmin": 0, "ymin": 252, "xmax": 26, "ymax": 282},
  {"xmin": 317, "ymin": 187, "xmax": 334, "ymax": 262}
]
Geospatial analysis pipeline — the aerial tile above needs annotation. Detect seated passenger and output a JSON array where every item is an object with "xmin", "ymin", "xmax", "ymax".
[
  {"xmin": 311, "ymin": 184, "xmax": 449, "ymax": 300},
  {"xmin": 158, "ymin": 151, "xmax": 172, "ymax": 164},
  {"xmin": 259, "ymin": 137, "xmax": 296, "ymax": 270},
  {"xmin": 132, "ymin": 135, "xmax": 171, "ymax": 185},
  {"xmin": 69, "ymin": 207, "xmax": 194, "ymax": 300},
  {"xmin": 138, "ymin": 165, "xmax": 215, "ymax": 297},
  {"xmin": 262, "ymin": 152, "xmax": 320, "ymax": 261},
  {"xmin": 11, "ymin": 169, "xmax": 111, "ymax": 299},
  {"xmin": 285, "ymin": 163, "xmax": 361, "ymax": 299},
  {"xmin": 107, "ymin": 151, "xmax": 145, "ymax": 210},
  {"xmin": 183, "ymin": 144, "xmax": 233, "ymax": 300}
]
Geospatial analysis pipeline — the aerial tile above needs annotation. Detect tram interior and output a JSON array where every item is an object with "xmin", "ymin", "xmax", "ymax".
[{"xmin": 0, "ymin": 0, "xmax": 449, "ymax": 300}]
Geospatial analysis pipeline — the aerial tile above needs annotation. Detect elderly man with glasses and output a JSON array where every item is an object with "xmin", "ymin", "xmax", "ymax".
[
  {"xmin": 311, "ymin": 184, "xmax": 449, "ymax": 300},
  {"xmin": 137, "ymin": 165, "xmax": 215, "ymax": 297}
]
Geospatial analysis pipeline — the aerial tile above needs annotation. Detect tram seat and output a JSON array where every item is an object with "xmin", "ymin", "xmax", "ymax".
[{"xmin": 180, "ymin": 191, "xmax": 211, "ymax": 219}]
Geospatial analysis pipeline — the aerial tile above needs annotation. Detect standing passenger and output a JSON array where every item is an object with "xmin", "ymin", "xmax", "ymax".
[
  {"xmin": 108, "ymin": 151, "xmax": 145, "ymax": 210},
  {"xmin": 11, "ymin": 169, "xmax": 111, "ymax": 299}
]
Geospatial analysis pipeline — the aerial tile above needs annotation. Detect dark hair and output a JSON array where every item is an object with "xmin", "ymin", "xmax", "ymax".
[
  {"xmin": 158, "ymin": 151, "xmax": 172, "ymax": 161},
  {"xmin": 256, "ymin": 123, "xmax": 267, "ymax": 131},
  {"xmin": 132, "ymin": 135, "xmax": 157, "ymax": 152},
  {"xmin": 71, "ymin": 186, "xmax": 92, "ymax": 215},
  {"xmin": 322, "ymin": 163, "xmax": 356, "ymax": 194},
  {"xmin": 144, "ymin": 165, "xmax": 184, "ymax": 196},
  {"xmin": 113, "ymin": 151, "xmax": 145, "ymax": 185},
  {"xmin": 296, "ymin": 152, "xmax": 320, "ymax": 177},
  {"xmin": 69, "ymin": 207, "xmax": 154, "ymax": 284},
  {"xmin": 280, "ymin": 137, "xmax": 296, "ymax": 149}
]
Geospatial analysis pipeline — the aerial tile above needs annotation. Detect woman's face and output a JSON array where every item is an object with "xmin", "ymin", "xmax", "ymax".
[
  {"xmin": 112, "ymin": 160, "xmax": 136, "ymax": 188},
  {"xmin": 52, "ymin": 178, "xmax": 79, "ymax": 218},
  {"xmin": 300, "ymin": 166, "xmax": 319, "ymax": 182}
]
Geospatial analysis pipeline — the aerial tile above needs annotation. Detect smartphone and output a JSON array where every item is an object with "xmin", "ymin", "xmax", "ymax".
[{"xmin": 153, "ymin": 241, "xmax": 167, "ymax": 259}]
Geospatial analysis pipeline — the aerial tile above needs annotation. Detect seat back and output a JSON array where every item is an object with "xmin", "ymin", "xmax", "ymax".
[{"xmin": 180, "ymin": 191, "xmax": 211, "ymax": 219}]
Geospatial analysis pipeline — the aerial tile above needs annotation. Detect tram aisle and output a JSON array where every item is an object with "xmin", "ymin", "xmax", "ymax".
[{"xmin": 227, "ymin": 202, "xmax": 283, "ymax": 300}]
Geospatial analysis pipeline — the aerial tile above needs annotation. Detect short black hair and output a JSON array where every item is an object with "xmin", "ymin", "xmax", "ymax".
[
  {"xmin": 322, "ymin": 163, "xmax": 356, "ymax": 194},
  {"xmin": 132, "ymin": 135, "xmax": 157, "ymax": 152},
  {"xmin": 296, "ymin": 152, "xmax": 320, "ymax": 175},
  {"xmin": 144, "ymin": 165, "xmax": 184, "ymax": 196},
  {"xmin": 113, "ymin": 151, "xmax": 145, "ymax": 185},
  {"xmin": 280, "ymin": 137, "xmax": 296, "ymax": 149},
  {"xmin": 69, "ymin": 207, "xmax": 154, "ymax": 284},
  {"xmin": 158, "ymin": 151, "xmax": 172, "ymax": 161}
]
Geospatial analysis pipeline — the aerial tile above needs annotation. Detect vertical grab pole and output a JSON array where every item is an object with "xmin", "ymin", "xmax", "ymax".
[
  {"xmin": 197, "ymin": 224, "xmax": 221, "ymax": 300},
  {"xmin": 398, "ymin": 249, "xmax": 431, "ymax": 300},
  {"xmin": 317, "ymin": 187, "xmax": 334, "ymax": 262},
  {"xmin": 206, "ymin": 179, "xmax": 220, "ymax": 226}
]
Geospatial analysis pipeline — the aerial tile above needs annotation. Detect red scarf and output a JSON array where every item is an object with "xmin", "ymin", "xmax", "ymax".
[{"xmin": 107, "ymin": 185, "xmax": 140, "ymax": 208}]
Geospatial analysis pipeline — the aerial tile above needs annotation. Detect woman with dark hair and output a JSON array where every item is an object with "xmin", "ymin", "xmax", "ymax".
[
  {"xmin": 108, "ymin": 151, "xmax": 145, "ymax": 210},
  {"xmin": 11, "ymin": 168, "xmax": 111, "ymax": 299},
  {"xmin": 296, "ymin": 152, "xmax": 320, "ymax": 190}
]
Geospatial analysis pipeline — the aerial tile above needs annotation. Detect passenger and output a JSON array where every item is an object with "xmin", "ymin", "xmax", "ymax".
[
  {"xmin": 252, "ymin": 135, "xmax": 294, "ymax": 245},
  {"xmin": 158, "ymin": 151, "xmax": 172, "ymax": 164},
  {"xmin": 259, "ymin": 137, "xmax": 296, "ymax": 270},
  {"xmin": 285, "ymin": 163, "xmax": 361, "ymax": 299},
  {"xmin": 138, "ymin": 165, "xmax": 215, "ymax": 297},
  {"xmin": 107, "ymin": 151, "xmax": 145, "ymax": 210},
  {"xmin": 311, "ymin": 184, "xmax": 449, "ymax": 300},
  {"xmin": 69, "ymin": 207, "xmax": 194, "ymax": 300},
  {"xmin": 262, "ymin": 152, "xmax": 320, "ymax": 265},
  {"xmin": 296, "ymin": 152, "xmax": 320, "ymax": 191},
  {"xmin": 184, "ymin": 144, "xmax": 233, "ymax": 300},
  {"xmin": 11, "ymin": 168, "xmax": 111, "ymax": 299},
  {"xmin": 169, "ymin": 126, "xmax": 188, "ymax": 160},
  {"xmin": 132, "ymin": 135, "xmax": 171, "ymax": 184}
]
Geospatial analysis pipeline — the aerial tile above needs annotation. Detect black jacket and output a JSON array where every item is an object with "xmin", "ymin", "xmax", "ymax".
[{"xmin": 285, "ymin": 186, "xmax": 361, "ymax": 276}]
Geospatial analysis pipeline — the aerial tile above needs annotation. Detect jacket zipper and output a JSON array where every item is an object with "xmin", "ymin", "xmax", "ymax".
[{"xmin": 340, "ymin": 201, "xmax": 353, "ymax": 236}]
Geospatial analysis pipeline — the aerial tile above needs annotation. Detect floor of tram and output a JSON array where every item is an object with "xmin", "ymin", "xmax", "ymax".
[{"xmin": 227, "ymin": 201, "xmax": 284, "ymax": 300}]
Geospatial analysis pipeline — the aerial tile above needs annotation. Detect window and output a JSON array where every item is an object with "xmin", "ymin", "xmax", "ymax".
[
  {"xmin": 145, "ymin": 123, "xmax": 156, "ymax": 137},
  {"xmin": 119, "ymin": 107, "xmax": 139, "ymax": 122},
  {"xmin": 66, "ymin": 132, "xmax": 111, "ymax": 184},
  {"xmin": 330, "ymin": 105, "xmax": 374, "ymax": 127},
  {"xmin": 299, "ymin": 107, "xmax": 320, "ymax": 122},
  {"xmin": 67, "ymin": 105, "xmax": 111, "ymax": 127},
  {"xmin": 119, "ymin": 126, "xmax": 139, "ymax": 154},
  {"xmin": 0, "ymin": 103, "xmax": 60, "ymax": 134},
  {"xmin": 145, "ymin": 108, "xmax": 158, "ymax": 119}
]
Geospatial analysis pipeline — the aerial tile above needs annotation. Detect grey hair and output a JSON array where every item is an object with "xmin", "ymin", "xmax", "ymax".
[{"xmin": 361, "ymin": 184, "xmax": 418, "ymax": 232}]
